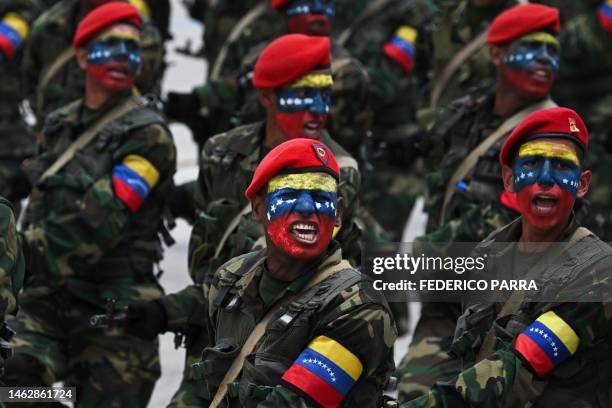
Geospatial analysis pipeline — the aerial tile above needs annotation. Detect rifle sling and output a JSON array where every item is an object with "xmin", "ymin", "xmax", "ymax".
[
  {"xmin": 440, "ymin": 98, "xmax": 557, "ymax": 225},
  {"xmin": 209, "ymin": 258, "xmax": 353, "ymax": 407},
  {"xmin": 36, "ymin": 47, "xmax": 75, "ymax": 115},
  {"xmin": 39, "ymin": 96, "xmax": 139, "ymax": 183}
]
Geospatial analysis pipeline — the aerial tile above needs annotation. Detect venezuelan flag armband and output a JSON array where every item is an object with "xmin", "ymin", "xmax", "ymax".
[
  {"xmin": 514, "ymin": 310, "xmax": 580, "ymax": 377},
  {"xmin": 0, "ymin": 12, "xmax": 29, "ymax": 59},
  {"xmin": 598, "ymin": 0, "xmax": 612, "ymax": 34},
  {"xmin": 382, "ymin": 25, "xmax": 418, "ymax": 74},
  {"xmin": 281, "ymin": 335, "xmax": 363, "ymax": 408},
  {"xmin": 112, "ymin": 154, "xmax": 160, "ymax": 212}
]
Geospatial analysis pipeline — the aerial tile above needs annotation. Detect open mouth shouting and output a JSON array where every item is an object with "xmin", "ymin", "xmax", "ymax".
[
  {"xmin": 289, "ymin": 220, "xmax": 319, "ymax": 244},
  {"xmin": 531, "ymin": 192, "xmax": 559, "ymax": 215}
]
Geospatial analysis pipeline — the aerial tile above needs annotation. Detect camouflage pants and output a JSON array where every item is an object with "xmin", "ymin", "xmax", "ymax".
[{"xmin": 5, "ymin": 286, "xmax": 160, "ymax": 407}]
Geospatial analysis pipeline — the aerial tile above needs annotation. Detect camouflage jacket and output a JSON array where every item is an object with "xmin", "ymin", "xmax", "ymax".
[
  {"xmin": 415, "ymin": 0, "xmax": 517, "ymax": 114},
  {"xmin": 0, "ymin": 197, "xmax": 24, "ymax": 319},
  {"xmin": 161, "ymin": 121, "xmax": 361, "ymax": 330},
  {"xmin": 193, "ymin": 245, "xmax": 397, "ymax": 407},
  {"xmin": 20, "ymin": 95, "xmax": 176, "ymax": 306},
  {"xmin": 22, "ymin": 0, "xmax": 164, "ymax": 124},
  {"xmin": 402, "ymin": 217, "xmax": 612, "ymax": 407},
  {"xmin": 342, "ymin": 0, "xmax": 435, "ymax": 139},
  {"xmin": 0, "ymin": 0, "xmax": 46, "ymax": 204},
  {"xmin": 420, "ymin": 88, "xmax": 519, "ymax": 234}
]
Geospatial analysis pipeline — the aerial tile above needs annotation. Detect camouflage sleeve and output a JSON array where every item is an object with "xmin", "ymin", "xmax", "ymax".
[
  {"xmin": 400, "ymin": 346, "xmax": 544, "ymax": 408},
  {"xmin": 135, "ymin": 20, "xmax": 164, "ymax": 95},
  {"xmin": 260, "ymin": 284, "xmax": 397, "ymax": 407},
  {"xmin": 192, "ymin": 76, "xmax": 239, "ymax": 117},
  {"xmin": 328, "ymin": 57, "xmax": 372, "ymax": 158},
  {"xmin": 158, "ymin": 283, "xmax": 206, "ymax": 331},
  {"xmin": 20, "ymin": 8, "xmax": 44, "ymax": 107},
  {"xmin": 23, "ymin": 123, "xmax": 176, "ymax": 278},
  {"xmin": 0, "ymin": 201, "xmax": 23, "ymax": 318}
]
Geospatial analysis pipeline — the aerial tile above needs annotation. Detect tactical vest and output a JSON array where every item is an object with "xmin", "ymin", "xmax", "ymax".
[
  {"xmin": 467, "ymin": 226, "xmax": 612, "ymax": 407},
  {"xmin": 193, "ymin": 250, "xmax": 373, "ymax": 407},
  {"xmin": 22, "ymin": 100, "xmax": 172, "ymax": 282}
]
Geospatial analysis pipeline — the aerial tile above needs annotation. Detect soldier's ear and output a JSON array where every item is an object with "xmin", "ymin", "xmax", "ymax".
[
  {"xmin": 258, "ymin": 89, "xmax": 275, "ymax": 111},
  {"xmin": 251, "ymin": 189, "xmax": 268, "ymax": 223},
  {"xmin": 501, "ymin": 164, "xmax": 515, "ymax": 193},
  {"xmin": 489, "ymin": 45, "xmax": 505, "ymax": 68},
  {"xmin": 576, "ymin": 169, "xmax": 591, "ymax": 199},
  {"xmin": 75, "ymin": 47, "xmax": 89, "ymax": 70}
]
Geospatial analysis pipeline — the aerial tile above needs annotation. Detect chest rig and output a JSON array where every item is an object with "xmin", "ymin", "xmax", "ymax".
[{"xmin": 194, "ymin": 250, "xmax": 361, "ymax": 406}]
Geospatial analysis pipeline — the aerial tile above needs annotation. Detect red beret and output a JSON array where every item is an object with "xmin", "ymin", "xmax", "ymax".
[
  {"xmin": 487, "ymin": 4, "xmax": 560, "ymax": 45},
  {"xmin": 253, "ymin": 34, "xmax": 331, "ymax": 89},
  {"xmin": 73, "ymin": 2, "xmax": 142, "ymax": 49},
  {"xmin": 245, "ymin": 138, "xmax": 339, "ymax": 200},
  {"xmin": 271, "ymin": 0, "xmax": 287, "ymax": 8},
  {"xmin": 499, "ymin": 107, "xmax": 588, "ymax": 166}
]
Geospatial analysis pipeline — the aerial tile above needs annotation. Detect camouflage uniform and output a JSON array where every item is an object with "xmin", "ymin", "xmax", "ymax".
[
  {"xmin": 397, "ymin": 89, "xmax": 534, "ymax": 401},
  {"xmin": 161, "ymin": 121, "xmax": 361, "ymax": 406},
  {"xmin": 416, "ymin": 0, "xmax": 517, "ymax": 115},
  {"xmin": 5, "ymin": 95, "xmax": 176, "ymax": 406},
  {"xmin": 401, "ymin": 217, "xmax": 612, "ymax": 407},
  {"xmin": 22, "ymin": 0, "xmax": 164, "ymax": 125},
  {"xmin": 0, "ymin": 197, "xmax": 23, "ymax": 319},
  {"xmin": 0, "ymin": 0, "xmax": 45, "ymax": 212},
  {"xmin": 339, "ymin": 0, "xmax": 436, "ymax": 239},
  {"xmin": 182, "ymin": 244, "xmax": 397, "ymax": 407},
  {"xmin": 534, "ymin": 3, "xmax": 612, "ymax": 241}
]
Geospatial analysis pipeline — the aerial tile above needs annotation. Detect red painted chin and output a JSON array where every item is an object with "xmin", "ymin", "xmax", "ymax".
[
  {"xmin": 87, "ymin": 62, "xmax": 136, "ymax": 91},
  {"xmin": 287, "ymin": 15, "xmax": 332, "ymax": 36},
  {"xmin": 517, "ymin": 184, "xmax": 575, "ymax": 231},
  {"xmin": 275, "ymin": 111, "xmax": 327, "ymax": 140},
  {"xmin": 501, "ymin": 67, "xmax": 553, "ymax": 99},
  {"xmin": 267, "ymin": 214, "xmax": 335, "ymax": 260}
]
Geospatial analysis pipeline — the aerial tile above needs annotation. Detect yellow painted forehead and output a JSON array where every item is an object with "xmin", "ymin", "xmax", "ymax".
[
  {"xmin": 518, "ymin": 31, "xmax": 559, "ymax": 50},
  {"xmin": 288, "ymin": 73, "xmax": 333, "ymax": 89},
  {"xmin": 518, "ymin": 140, "xmax": 579, "ymax": 166},
  {"xmin": 267, "ymin": 172, "xmax": 337, "ymax": 193},
  {"xmin": 96, "ymin": 25, "xmax": 141, "ymax": 43}
]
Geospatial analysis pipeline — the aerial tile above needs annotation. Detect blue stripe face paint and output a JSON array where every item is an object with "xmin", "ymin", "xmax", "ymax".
[
  {"xmin": 276, "ymin": 87, "xmax": 332, "ymax": 115},
  {"xmin": 513, "ymin": 155, "xmax": 580, "ymax": 196},
  {"xmin": 87, "ymin": 36, "xmax": 142, "ymax": 75},
  {"xmin": 266, "ymin": 188, "xmax": 337, "ymax": 221},
  {"xmin": 285, "ymin": 0, "xmax": 335, "ymax": 19},
  {"xmin": 504, "ymin": 42, "xmax": 559, "ymax": 74}
]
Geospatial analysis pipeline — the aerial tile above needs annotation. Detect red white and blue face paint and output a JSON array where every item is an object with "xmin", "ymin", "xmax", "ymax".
[
  {"xmin": 501, "ymin": 32, "xmax": 559, "ymax": 98},
  {"xmin": 275, "ymin": 73, "xmax": 332, "ymax": 139},
  {"xmin": 0, "ymin": 12, "xmax": 29, "ymax": 60},
  {"xmin": 285, "ymin": 0, "xmax": 335, "ymax": 35},
  {"xmin": 265, "ymin": 172, "xmax": 337, "ymax": 259},
  {"xmin": 86, "ymin": 28, "xmax": 141, "ymax": 91},
  {"xmin": 513, "ymin": 140, "xmax": 581, "ymax": 230}
]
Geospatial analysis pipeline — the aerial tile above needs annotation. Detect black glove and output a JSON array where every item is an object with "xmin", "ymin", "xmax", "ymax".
[
  {"xmin": 164, "ymin": 90, "xmax": 201, "ymax": 122},
  {"xmin": 126, "ymin": 300, "xmax": 168, "ymax": 341}
]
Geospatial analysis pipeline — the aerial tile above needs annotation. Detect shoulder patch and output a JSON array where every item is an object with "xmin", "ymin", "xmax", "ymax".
[{"xmin": 112, "ymin": 154, "xmax": 159, "ymax": 212}]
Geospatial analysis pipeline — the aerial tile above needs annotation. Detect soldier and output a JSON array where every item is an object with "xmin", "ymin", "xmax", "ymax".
[
  {"xmin": 193, "ymin": 138, "xmax": 397, "ymax": 406},
  {"xmin": 338, "ymin": 0, "xmax": 435, "ymax": 239},
  {"xmin": 4, "ymin": 3, "xmax": 176, "ymax": 406},
  {"xmin": 125, "ymin": 34, "xmax": 363, "ymax": 406},
  {"xmin": 166, "ymin": 0, "xmax": 371, "ymax": 159},
  {"xmin": 397, "ymin": 3, "xmax": 561, "ymax": 400},
  {"xmin": 416, "ymin": 0, "xmax": 518, "ymax": 120},
  {"xmin": 401, "ymin": 107, "xmax": 612, "ymax": 407},
  {"xmin": 22, "ymin": 0, "xmax": 165, "ymax": 125},
  {"xmin": 0, "ymin": 0, "xmax": 46, "ymax": 213}
]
